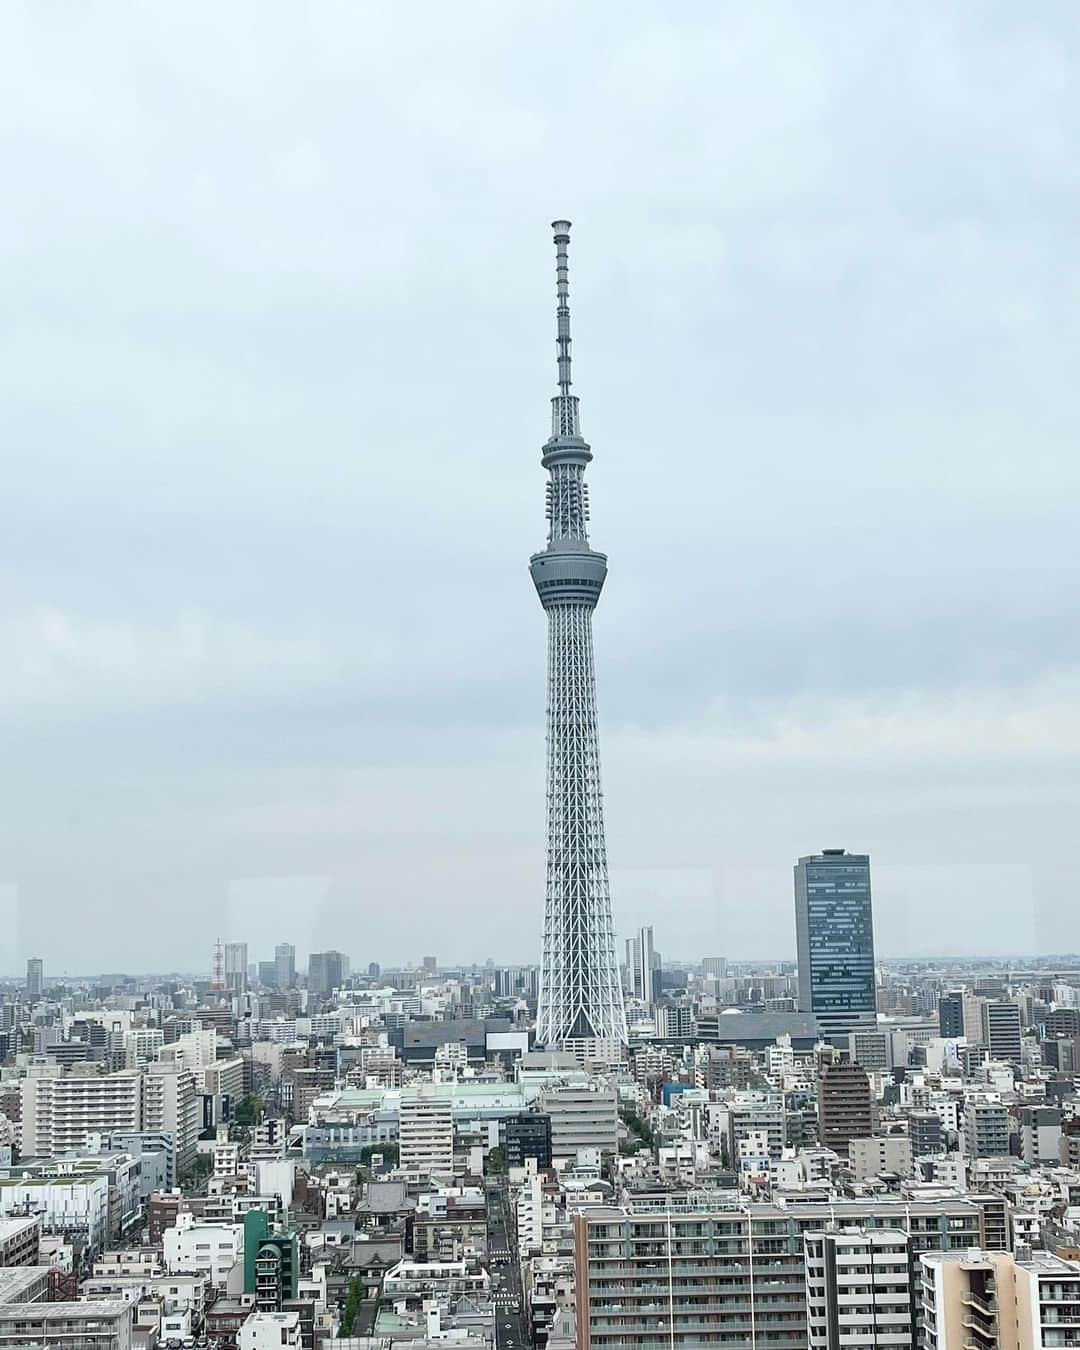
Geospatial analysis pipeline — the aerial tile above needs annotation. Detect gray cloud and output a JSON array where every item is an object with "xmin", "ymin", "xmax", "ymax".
[{"xmin": 3, "ymin": 3, "xmax": 1080, "ymax": 972}]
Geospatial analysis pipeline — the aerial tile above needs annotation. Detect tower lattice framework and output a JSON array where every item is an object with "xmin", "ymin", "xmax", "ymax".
[{"xmin": 531, "ymin": 220, "xmax": 628, "ymax": 1053}]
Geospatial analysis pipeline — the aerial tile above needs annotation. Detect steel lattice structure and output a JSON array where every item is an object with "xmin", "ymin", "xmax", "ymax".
[{"xmin": 531, "ymin": 221, "xmax": 628, "ymax": 1054}]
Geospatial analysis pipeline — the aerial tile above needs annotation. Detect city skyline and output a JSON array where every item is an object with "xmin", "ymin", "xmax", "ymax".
[
  {"xmin": 5, "ymin": 12, "xmax": 1080, "ymax": 1350},
  {"xmin": 5, "ymin": 7, "xmax": 1080, "ymax": 970}
]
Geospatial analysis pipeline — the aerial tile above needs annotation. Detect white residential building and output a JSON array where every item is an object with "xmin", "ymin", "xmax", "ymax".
[
  {"xmin": 516, "ymin": 1174, "xmax": 544, "ymax": 1254},
  {"xmin": 213, "ymin": 1140, "xmax": 241, "ymax": 1177},
  {"xmin": 122, "ymin": 1029, "xmax": 164, "ymax": 1068},
  {"xmin": 20, "ymin": 1070, "xmax": 141, "ymax": 1157},
  {"xmin": 399, "ymin": 1089, "xmax": 454, "ymax": 1179},
  {"xmin": 239, "ymin": 1310, "xmax": 301, "ymax": 1349},
  {"xmin": 806, "ymin": 1228, "xmax": 914, "ymax": 1350},
  {"xmin": 163, "ymin": 1212, "xmax": 243, "ymax": 1286},
  {"xmin": 203, "ymin": 1057, "xmax": 246, "ymax": 1126},
  {"xmin": 160, "ymin": 1028, "xmax": 219, "ymax": 1072},
  {"xmin": 142, "ymin": 1064, "xmax": 200, "ymax": 1179}
]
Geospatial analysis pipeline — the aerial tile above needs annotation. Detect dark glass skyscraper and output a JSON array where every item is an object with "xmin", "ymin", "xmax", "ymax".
[
  {"xmin": 939, "ymin": 990, "xmax": 965, "ymax": 1039},
  {"xmin": 794, "ymin": 848, "xmax": 877, "ymax": 1044}
]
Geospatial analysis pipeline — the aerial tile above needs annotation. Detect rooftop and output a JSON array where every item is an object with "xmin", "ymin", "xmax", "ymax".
[{"xmin": 0, "ymin": 1300, "xmax": 133, "ymax": 1321}]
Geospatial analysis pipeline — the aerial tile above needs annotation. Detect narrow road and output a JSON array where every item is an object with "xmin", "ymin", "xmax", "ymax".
[{"xmin": 487, "ymin": 1176, "xmax": 529, "ymax": 1349}]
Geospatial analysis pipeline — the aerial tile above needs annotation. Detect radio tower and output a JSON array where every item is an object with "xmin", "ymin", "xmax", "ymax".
[{"xmin": 531, "ymin": 221, "xmax": 628, "ymax": 1059}]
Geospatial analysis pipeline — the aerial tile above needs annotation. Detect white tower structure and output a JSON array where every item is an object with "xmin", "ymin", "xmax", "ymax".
[{"xmin": 531, "ymin": 221, "xmax": 628, "ymax": 1059}]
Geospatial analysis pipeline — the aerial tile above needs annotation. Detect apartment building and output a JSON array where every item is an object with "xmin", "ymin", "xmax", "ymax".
[
  {"xmin": 142, "ymin": 1065, "xmax": 199, "ymax": 1179},
  {"xmin": 722, "ymin": 1092, "xmax": 800, "ymax": 1163},
  {"xmin": 805, "ymin": 1228, "xmax": 915, "ymax": 1350},
  {"xmin": 0, "ymin": 1217, "xmax": 41, "ymax": 1268},
  {"xmin": 574, "ymin": 1196, "xmax": 994, "ymax": 1350},
  {"xmin": 964, "ymin": 1099, "xmax": 1011, "ymax": 1159},
  {"xmin": 163, "ymin": 1211, "xmax": 243, "ymax": 1286},
  {"xmin": 203, "ymin": 1057, "xmax": 246, "ymax": 1126},
  {"xmin": 398, "ymin": 1089, "xmax": 454, "ymax": 1180},
  {"xmin": 818, "ymin": 1062, "xmax": 876, "ymax": 1152},
  {"xmin": 1020, "ymin": 1106, "xmax": 1062, "ymax": 1167},
  {"xmin": 20, "ymin": 1070, "xmax": 141, "ymax": 1157},
  {"xmin": 0, "ymin": 1298, "xmax": 134, "ymax": 1349},
  {"xmin": 921, "ymin": 1248, "xmax": 1080, "ymax": 1350},
  {"xmin": 539, "ymin": 1085, "xmax": 619, "ymax": 1160},
  {"xmin": 850, "ymin": 1135, "xmax": 915, "ymax": 1180}
]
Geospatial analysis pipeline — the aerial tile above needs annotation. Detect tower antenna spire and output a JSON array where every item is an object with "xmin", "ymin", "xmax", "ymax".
[
  {"xmin": 549, "ymin": 221, "xmax": 582, "ymax": 443},
  {"xmin": 552, "ymin": 219, "xmax": 573, "ymax": 396}
]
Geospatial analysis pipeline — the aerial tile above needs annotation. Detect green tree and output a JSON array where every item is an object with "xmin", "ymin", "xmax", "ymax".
[
  {"xmin": 234, "ymin": 1093, "xmax": 265, "ymax": 1127},
  {"xmin": 486, "ymin": 1146, "xmax": 505, "ymax": 1175},
  {"xmin": 339, "ymin": 1274, "xmax": 364, "ymax": 1337}
]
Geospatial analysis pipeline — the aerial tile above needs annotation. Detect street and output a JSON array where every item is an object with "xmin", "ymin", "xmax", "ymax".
[{"xmin": 486, "ymin": 1177, "xmax": 529, "ymax": 1349}]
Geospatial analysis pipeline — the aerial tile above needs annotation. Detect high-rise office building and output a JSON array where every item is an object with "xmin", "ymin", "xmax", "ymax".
[
  {"xmin": 307, "ymin": 950, "xmax": 347, "ymax": 1001},
  {"xmin": 25, "ymin": 958, "xmax": 43, "ymax": 1002},
  {"xmin": 623, "ymin": 937, "xmax": 639, "ymax": 995},
  {"xmin": 980, "ymin": 998, "xmax": 1022, "ymax": 1063},
  {"xmin": 274, "ymin": 943, "xmax": 295, "ymax": 992},
  {"xmin": 224, "ymin": 943, "xmax": 248, "ymax": 994},
  {"xmin": 532, "ymin": 221, "xmax": 626, "ymax": 1058},
  {"xmin": 624, "ymin": 926, "xmax": 657, "ymax": 1003},
  {"xmin": 939, "ymin": 990, "xmax": 965, "ymax": 1039},
  {"xmin": 637, "ymin": 926, "xmax": 656, "ymax": 1003},
  {"xmin": 794, "ymin": 849, "xmax": 877, "ymax": 1042}
]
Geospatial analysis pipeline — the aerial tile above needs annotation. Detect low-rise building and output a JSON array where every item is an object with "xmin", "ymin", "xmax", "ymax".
[
  {"xmin": 163, "ymin": 1211, "xmax": 243, "ymax": 1286},
  {"xmin": 0, "ymin": 1217, "xmax": 40, "ymax": 1268},
  {"xmin": 239, "ymin": 1309, "xmax": 301, "ymax": 1349},
  {"xmin": 0, "ymin": 1298, "xmax": 134, "ymax": 1348}
]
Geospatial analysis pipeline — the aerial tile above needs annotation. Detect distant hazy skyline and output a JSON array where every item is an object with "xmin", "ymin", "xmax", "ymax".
[{"xmin": 4, "ymin": 5, "xmax": 1080, "ymax": 971}]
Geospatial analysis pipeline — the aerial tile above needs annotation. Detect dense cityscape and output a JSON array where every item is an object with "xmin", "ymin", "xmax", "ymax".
[
  {"xmin": 5, "ymin": 897, "xmax": 1080, "ymax": 1350},
  {"xmin": 0, "ymin": 216, "xmax": 1079, "ymax": 1350}
]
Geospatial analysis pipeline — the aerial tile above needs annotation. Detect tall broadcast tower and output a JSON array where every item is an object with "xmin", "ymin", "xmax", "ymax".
[{"xmin": 531, "ymin": 221, "xmax": 628, "ymax": 1059}]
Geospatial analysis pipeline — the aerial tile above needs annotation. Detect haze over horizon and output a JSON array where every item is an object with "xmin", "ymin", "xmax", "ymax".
[{"xmin": 4, "ymin": 5, "xmax": 1080, "ymax": 971}]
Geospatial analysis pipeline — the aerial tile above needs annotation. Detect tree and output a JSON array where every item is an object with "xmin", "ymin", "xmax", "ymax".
[
  {"xmin": 338, "ymin": 1274, "xmax": 364, "ymax": 1338},
  {"xmin": 486, "ymin": 1146, "xmax": 505, "ymax": 1175},
  {"xmin": 234, "ymin": 1093, "xmax": 265, "ymax": 1127}
]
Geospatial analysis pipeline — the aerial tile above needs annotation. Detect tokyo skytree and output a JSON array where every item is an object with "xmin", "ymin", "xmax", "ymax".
[{"xmin": 531, "ymin": 221, "xmax": 628, "ymax": 1055}]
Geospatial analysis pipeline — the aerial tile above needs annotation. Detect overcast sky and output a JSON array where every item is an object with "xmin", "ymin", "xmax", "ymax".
[{"xmin": 3, "ymin": 4, "xmax": 1080, "ymax": 976}]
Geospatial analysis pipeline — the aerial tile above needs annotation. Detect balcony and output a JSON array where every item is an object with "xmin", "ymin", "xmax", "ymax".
[{"xmin": 963, "ymin": 1291, "xmax": 998, "ymax": 1318}]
